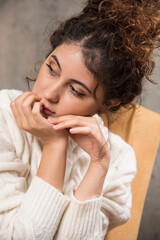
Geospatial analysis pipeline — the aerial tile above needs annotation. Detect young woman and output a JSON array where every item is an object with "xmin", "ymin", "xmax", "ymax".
[{"xmin": 0, "ymin": 0, "xmax": 159, "ymax": 239}]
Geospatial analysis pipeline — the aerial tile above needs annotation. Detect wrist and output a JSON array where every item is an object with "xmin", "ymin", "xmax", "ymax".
[
  {"xmin": 43, "ymin": 137, "xmax": 68, "ymax": 148},
  {"xmin": 90, "ymin": 155, "xmax": 110, "ymax": 173},
  {"xmin": 90, "ymin": 142, "xmax": 110, "ymax": 172},
  {"xmin": 37, "ymin": 137, "xmax": 68, "ymax": 191},
  {"xmin": 74, "ymin": 157, "xmax": 108, "ymax": 201}
]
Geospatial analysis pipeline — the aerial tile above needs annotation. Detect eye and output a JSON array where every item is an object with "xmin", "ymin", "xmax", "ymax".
[
  {"xmin": 46, "ymin": 63, "xmax": 57, "ymax": 76},
  {"xmin": 69, "ymin": 85, "xmax": 86, "ymax": 98}
]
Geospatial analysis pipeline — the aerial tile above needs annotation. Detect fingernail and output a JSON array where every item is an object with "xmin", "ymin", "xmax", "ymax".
[
  {"xmin": 53, "ymin": 125, "xmax": 58, "ymax": 129},
  {"xmin": 70, "ymin": 128, "xmax": 75, "ymax": 132},
  {"xmin": 48, "ymin": 117, "xmax": 52, "ymax": 122}
]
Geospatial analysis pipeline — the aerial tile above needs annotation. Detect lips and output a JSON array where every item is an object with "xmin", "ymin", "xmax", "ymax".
[{"xmin": 40, "ymin": 104, "xmax": 55, "ymax": 116}]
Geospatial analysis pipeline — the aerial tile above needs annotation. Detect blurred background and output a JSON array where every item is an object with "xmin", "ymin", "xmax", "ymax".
[{"xmin": 0, "ymin": 0, "xmax": 159, "ymax": 239}]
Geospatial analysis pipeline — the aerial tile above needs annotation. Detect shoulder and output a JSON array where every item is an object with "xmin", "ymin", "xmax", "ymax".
[
  {"xmin": 0, "ymin": 89, "xmax": 37, "ymax": 159},
  {"xmin": 0, "ymin": 89, "xmax": 23, "ymax": 121},
  {"xmin": 0, "ymin": 89, "xmax": 24, "ymax": 140}
]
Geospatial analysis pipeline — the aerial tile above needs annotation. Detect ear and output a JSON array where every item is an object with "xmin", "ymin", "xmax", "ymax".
[
  {"xmin": 107, "ymin": 99, "xmax": 121, "ymax": 108},
  {"xmin": 98, "ymin": 99, "xmax": 121, "ymax": 114}
]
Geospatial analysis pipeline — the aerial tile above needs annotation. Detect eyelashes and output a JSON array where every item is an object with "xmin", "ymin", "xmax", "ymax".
[
  {"xmin": 46, "ymin": 63, "xmax": 57, "ymax": 75},
  {"xmin": 69, "ymin": 85, "xmax": 85, "ymax": 98},
  {"xmin": 46, "ymin": 63, "xmax": 86, "ymax": 98}
]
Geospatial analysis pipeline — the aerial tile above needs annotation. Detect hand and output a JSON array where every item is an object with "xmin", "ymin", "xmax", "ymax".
[
  {"xmin": 48, "ymin": 115, "xmax": 110, "ymax": 170},
  {"xmin": 10, "ymin": 92, "xmax": 68, "ymax": 145}
]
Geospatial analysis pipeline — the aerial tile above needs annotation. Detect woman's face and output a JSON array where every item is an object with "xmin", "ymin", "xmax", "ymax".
[{"xmin": 32, "ymin": 43, "xmax": 104, "ymax": 117}]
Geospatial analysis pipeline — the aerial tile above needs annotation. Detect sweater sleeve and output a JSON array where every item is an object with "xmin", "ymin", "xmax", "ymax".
[
  {"xmin": 53, "ymin": 131, "xmax": 137, "ymax": 240},
  {"xmin": 0, "ymin": 92, "xmax": 70, "ymax": 240}
]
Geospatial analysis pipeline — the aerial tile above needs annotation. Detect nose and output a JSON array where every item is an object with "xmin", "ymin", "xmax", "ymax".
[{"xmin": 44, "ymin": 83, "xmax": 61, "ymax": 103}]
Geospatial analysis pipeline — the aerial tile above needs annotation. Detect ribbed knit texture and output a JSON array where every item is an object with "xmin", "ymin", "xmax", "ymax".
[
  {"xmin": 0, "ymin": 89, "xmax": 137, "ymax": 240},
  {"xmin": 18, "ymin": 176, "xmax": 70, "ymax": 231},
  {"xmin": 54, "ymin": 191, "xmax": 103, "ymax": 239}
]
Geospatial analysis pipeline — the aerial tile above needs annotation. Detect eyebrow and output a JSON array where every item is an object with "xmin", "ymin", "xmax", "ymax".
[
  {"xmin": 70, "ymin": 79, "xmax": 92, "ymax": 94},
  {"xmin": 51, "ymin": 55, "xmax": 62, "ymax": 72},
  {"xmin": 51, "ymin": 54, "xmax": 92, "ymax": 94}
]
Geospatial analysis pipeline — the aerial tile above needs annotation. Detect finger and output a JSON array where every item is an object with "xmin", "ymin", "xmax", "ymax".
[
  {"xmin": 13, "ymin": 92, "xmax": 41, "ymax": 117},
  {"xmin": 10, "ymin": 93, "xmax": 32, "ymax": 129},
  {"xmin": 11, "ymin": 92, "xmax": 41, "ymax": 129},
  {"xmin": 15, "ymin": 95, "xmax": 35, "ymax": 128},
  {"xmin": 12, "ymin": 92, "xmax": 41, "ymax": 117},
  {"xmin": 32, "ymin": 101, "xmax": 47, "ymax": 122},
  {"xmin": 20, "ymin": 93, "xmax": 41, "ymax": 110},
  {"xmin": 49, "ymin": 116, "xmax": 99, "ymax": 133},
  {"xmin": 10, "ymin": 101, "xmax": 22, "ymax": 128},
  {"xmin": 20, "ymin": 94, "xmax": 41, "ymax": 121},
  {"xmin": 52, "ymin": 118, "xmax": 90, "ymax": 130},
  {"xmin": 13, "ymin": 91, "xmax": 41, "ymax": 105},
  {"xmin": 48, "ymin": 114, "xmax": 90, "ymax": 124},
  {"xmin": 69, "ymin": 127, "xmax": 92, "ymax": 135}
]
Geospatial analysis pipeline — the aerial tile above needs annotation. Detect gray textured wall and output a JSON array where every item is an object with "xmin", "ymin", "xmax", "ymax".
[{"xmin": 0, "ymin": 1, "xmax": 160, "ymax": 239}]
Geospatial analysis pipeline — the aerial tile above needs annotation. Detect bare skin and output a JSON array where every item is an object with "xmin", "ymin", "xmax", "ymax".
[{"xmin": 10, "ymin": 43, "xmax": 118, "ymax": 200}]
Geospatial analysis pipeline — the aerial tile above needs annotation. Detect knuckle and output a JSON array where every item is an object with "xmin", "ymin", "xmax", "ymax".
[
  {"xmin": 29, "ymin": 94, "xmax": 35, "ymax": 100},
  {"xmin": 86, "ymin": 127, "xmax": 92, "ymax": 134},
  {"xmin": 18, "ymin": 123, "xmax": 24, "ymax": 130},
  {"xmin": 10, "ymin": 102, "xmax": 14, "ymax": 109},
  {"xmin": 92, "ymin": 117, "xmax": 98, "ymax": 124},
  {"xmin": 32, "ymin": 109, "xmax": 37, "ymax": 116},
  {"xmin": 21, "ymin": 102, "xmax": 28, "ymax": 108},
  {"xmin": 25, "ymin": 91, "xmax": 32, "ymax": 96},
  {"xmin": 91, "ymin": 118, "xmax": 99, "ymax": 128},
  {"xmin": 11, "ymin": 100, "xmax": 17, "ymax": 106},
  {"xmin": 74, "ymin": 119, "xmax": 80, "ymax": 125}
]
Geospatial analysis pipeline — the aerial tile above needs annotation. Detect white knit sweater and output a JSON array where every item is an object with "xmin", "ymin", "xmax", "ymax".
[{"xmin": 0, "ymin": 89, "xmax": 137, "ymax": 240}]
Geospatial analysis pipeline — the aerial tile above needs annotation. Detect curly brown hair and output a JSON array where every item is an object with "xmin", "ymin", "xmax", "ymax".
[{"xmin": 28, "ymin": 0, "xmax": 160, "ymax": 114}]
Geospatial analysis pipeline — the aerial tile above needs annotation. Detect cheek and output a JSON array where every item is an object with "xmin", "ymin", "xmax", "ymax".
[
  {"xmin": 79, "ymin": 103, "xmax": 98, "ymax": 116},
  {"xmin": 62, "ymin": 96, "xmax": 98, "ymax": 116},
  {"xmin": 79, "ymin": 99, "xmax": 99, "ymax": 115},
  {"xmin": 32, "ymin": 70, "xmax": 49, "ymax": 94},
  {"xmin": 32, "ymin": 79, "xmax": 43, "ymax": 95}
]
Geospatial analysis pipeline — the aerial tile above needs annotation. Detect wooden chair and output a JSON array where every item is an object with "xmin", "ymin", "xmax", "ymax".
[{"xmin": 101, "ymin": 102, "xmax": 160, "ymax": 240}]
